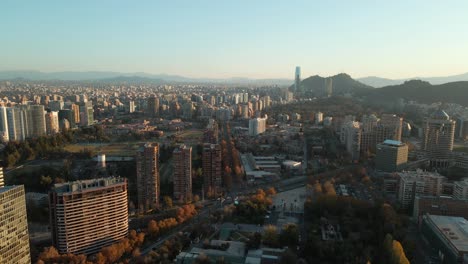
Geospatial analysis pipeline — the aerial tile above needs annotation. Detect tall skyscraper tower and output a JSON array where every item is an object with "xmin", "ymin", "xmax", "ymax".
[
  {"xmin": 0, "ymin": 184, "xmax": 31, "ymax": 263},
  {"xmin": 0, "ymin": 107, "xmax": 9, "ymax": 141},
  {"xmin": 49, "ymin": 178, "xmax": 128, "ymax": 255},
  {"xmin": 173, "ymin": 145, "xmax": 192, "ymax": 202},
  {"xmin": 325, "ymin": 77, "xmax": 333, "ymax": 97},
  {"xmin": 147, "ymin": 96, "xmax": 159, "ymax": 117},
  {"xmin": 294, "ymin": 66, "xmax": 301, "ymax": 92},
  {"xmin": 423, "ymin": 110, "xmax": 456, "ymax": 168},
  {"xmin": 136, "ymin": 143, "xmax": 160, "ymax": 212},
  {"xmin": 202, "ymin": 143, "xmax": 222, "ymax": 197},
  {"xmin": 79, "ymin": 102, "xmax": 94, "ymax": 126}
]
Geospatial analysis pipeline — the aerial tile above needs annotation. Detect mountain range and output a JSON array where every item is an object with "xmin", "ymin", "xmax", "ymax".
[
  {"xmin": 358, "ymin": 72, "xmax": 468, "ymax": 87},
  {"xmin": 0, "ymin": 70, "xmax": 292, "ymax": 85}
]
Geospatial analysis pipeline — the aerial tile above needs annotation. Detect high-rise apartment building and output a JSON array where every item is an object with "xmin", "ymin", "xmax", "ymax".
[
  {"xmin": 79, "ymin": 102, "xmax": 94, "ymax": 126},
  {"xmin": 375, "ymin": 140, "xmax": 408, "ymax": 172},
  {"xmin": 360, "ymin": 114, "xmax": 402, "ymax": 154},
  {"xmin": 422, "ymin": 110, "xmax": 456, "ymax": 168},
  {"xmin": 49, "ymin": 178, "xmax": 128, "ymax": 255},
  {"xmin": 453, "ymin": 178, "xmax": 468, "ymax": 200},
  {"xmin": 21, "ymin": 104, "xmax": 46, "ymax": 138},
  {"xmin": 173, "ymin": 145, "xmax": 192, "ymax": 202},
  {"xmin": 202, "ymin": 143, "xmax": 222, "ymax": 197},
  {"xmin": 0, "ymin": 106, "xmax": 9, "ymax": 141},
  {"xmin": 45, "ymin": 111, "xmax": 59, "ymax": 135},
  {"xmin": 147, "ymin": 96, "xmax": 159, "ymax": 117},
  {"xmin": 248, "ymin": 117, "xmax": 267, "ymax": 136},
  {"xmin": 397, "ymin": 170, "xmax": 447, "ymax": 208},
  {"xmin": 6, "ymin": 107, "xmax": 26, "ymax": 141},
  {"xmin": 136, "ymin": 143, "xmax": 160, "ymax": 212},
  {"xmin": 341, "ymin": 121, "xmax": 361, "ymax": 161},
  {"xmin": 0, "ymin": 184, "xmax": 31, "ymax": 263},
  {"xmin": 71, "ymin": 104, "xmax": 81, "ymax": 125},
  {"xmin": 0, "ymin": 168, "xmax": 3, "ymax": 187}
]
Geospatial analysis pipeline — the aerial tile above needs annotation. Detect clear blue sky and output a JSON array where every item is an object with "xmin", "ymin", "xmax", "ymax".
[{"xmin": 1, "ymin": 0, "xmax": 467, "ymax": 79}]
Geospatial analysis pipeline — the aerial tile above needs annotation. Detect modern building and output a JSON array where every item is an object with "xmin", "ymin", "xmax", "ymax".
[
  {"xmin": 173, "ymin": 145, "xmax": 192, "ymax": 202},
  {"xmin": 413, "ymin": 196, "xmax": 468, "ymax": 222},
  {"xmin": 375, "ymin": 140, "xmax": 408, "ymax": 172},
  {"xmin": 325, "ymin": 77, "xmax": 333, "ymax": 97},
  {"xmin": 341, "ymin": 121, "xmax": 361, "ymax": 161},
  {"xmin": 360, "ymin": 114, "xmax": 402, "ymax": 154},
  {"xmin": 0, "ymin": 167, "xmax": 3, "ymax": 187},
  {"xmin": 0, "ymin": 185, "xmax": 31, "ymax": 263},
  {"xmin": 202, "ymin": 143, "xmax": 222, "ymax": 197},
  {"xmin": 315, "ymin": 112, "xmax": 324, "ymax": 125},
  {"xmin": 79, "ymin": 102, "xmax": 94, "ymax": 126},
  {"xmin": 248, "ymin": 117, "xmax": 267, "ymax": 136},
  {"xmin": 6, "ymin": 107, "xmax": 25, "ymax": 141},
  {"xmin": 22, "ymin": 104, "xmax": 46, "ymax": 138},
  {"xmin": 453, "ymin": 178, "xmax": 468, "ymax": 200},
  {"xmin": 58, "ymin": 109, "xmax": 76, "ymax": 129},
  {"xmin": 147, "ymin": 96, "xmax": 159, "ymax": 117},
  {"xmin": 45, "ymin": 111, "xmax": 59, "ymax": 135},
  {"xmin": 397, "ymin": 169, "xmax": 447, "ymax": 209},
  {"xmin": 49, "ymin": 177, "xmax": 128, "ymax": 255},
  {"xmin": 422, "ymin": 110, "xmax": 456, "ymax": 168},
  {"xmin": 48, "ymin": 100, "xmax": 64, "ymax": 111},
  {"xmin": 0, "ymin": 106, "xmax": 9, "ymax": 141},
  {"xmin": 420, "ymin": 214, "xmax": 468, "ymax": 264},
  {"xmin": 136, "ymin": 143, "xmax": 160, "ymax": 212},
  {"xmin": 294, "ymin": 66, "xmax": 301, "ymax": 92}
]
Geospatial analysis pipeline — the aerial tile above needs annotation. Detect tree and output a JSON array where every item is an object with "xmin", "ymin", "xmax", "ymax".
[
  {"xmin": 280, "ymin": 224, "xmax": 299, "ymax": 248},
  {"xmin": 263, "ymin": 225, "xmax": 278, "ymax": 247},
  {"xmin": 148, "ymin": 220, "xmax": 160, "ymax": 236},
  {"xmin": 193, "ymin": 194, "xmax": 201, "ymax": 203},
  {"xmin": 266, "ymin": 187, "xmax": 277, "ymax": 196}
]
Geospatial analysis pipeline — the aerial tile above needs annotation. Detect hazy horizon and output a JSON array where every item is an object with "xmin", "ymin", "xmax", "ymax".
[{"xmin": 2, "ymin": 0, "xmax": 468, "ymax": 79}]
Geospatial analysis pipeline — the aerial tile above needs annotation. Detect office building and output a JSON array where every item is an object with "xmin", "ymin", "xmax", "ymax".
[
  {"xmin": 294, "ymin": 66, "xmax": 301, "ymax": 92},
  {"xmin": 420, "ymin": 214, "xmax": 468, "ymax": 264},
  {"xmin": 453, "ymin": 178, "xmax": 468, "ymax": 200},
  {"xmin": 23, "ymin": 104, "xmax": 46, "ymax": 138},
  {"xmin": 136, "ymin": 143, "xmax": 160, "ymax": 212},
  {"xmin": 49, "ymin": 177, "xmax": 128, "ymax": 255},
  {"xmin": 248, "ymin": 117, "xmax": 267, "ymax": 136},
  {"xmin": 202, "ymin": 143, "xmax": 222, "ymax": 197},
  {"xmin": 0, "ymin": 185, "xmax": 31, "ymax": 263},
  {"xmin": 397, "ymin": 170, "xmax": 447, "ymax": 209},
  {"xmin": 422, "ymin": 110, "xmax": 456, "ymax": 168},
  {"xmin": 325, "ymin": 77, "xmax": 333, "ymax": 97},
  {"xmin": 413, "ymin": 196, "xmax": 468, "ymax": 222},
  {"xmin": 375, "ymin": 140, "xmax": 408, "ymax": 172},
  {"xmin": 173, "ymin": 145, "xmax": 192, "ymax": 202}
]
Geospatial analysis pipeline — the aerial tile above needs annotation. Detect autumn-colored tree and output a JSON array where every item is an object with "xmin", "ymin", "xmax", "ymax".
[
  {"xmin": 263, "ymin": 225, "xmax": 278, "ymax": 247},
  {"xmin": 148, "ymin": 220, "xmax": 160, "ymax": 236},
  {"xmin": 266, "ymin": 187, "xmax": 277, "ymax": 196}
]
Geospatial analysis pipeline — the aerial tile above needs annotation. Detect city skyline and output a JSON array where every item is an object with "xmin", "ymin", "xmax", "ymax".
[{"xmin": 2, "ymin": 1, "xmax": 468, "ymax": 79}]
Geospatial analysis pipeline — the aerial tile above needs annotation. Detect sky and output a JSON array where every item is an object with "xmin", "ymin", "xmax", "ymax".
[{"xmin": 1, "ymin": 0, "xmax": 468, "ymax": 79}]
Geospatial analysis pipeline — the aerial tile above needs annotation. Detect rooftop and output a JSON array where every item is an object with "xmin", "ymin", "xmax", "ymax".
[
  {"xmin": 426, "ymin": 214, "xmax": 468, "ymax": 253},
  {"xmin": 382, "ymin": 139, "xmax": 405, "ymax": 147},
  {"xmin": 0, "ymin": 185, "xmax": 22, "ymax": 194},
  {"xmin": 53, "ymin": 177, "xmax": 126, "ymax": 193}
]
